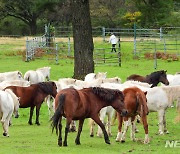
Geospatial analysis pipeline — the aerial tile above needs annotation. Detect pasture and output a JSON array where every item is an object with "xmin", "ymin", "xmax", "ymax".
[{"xmin": 0, "ymin": 37, "xmax": 180, "ymax": 154}]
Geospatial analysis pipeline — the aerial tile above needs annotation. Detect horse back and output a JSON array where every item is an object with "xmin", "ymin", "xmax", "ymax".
[
  {"xmin": 127, "ymin": 74, "xmax": 145, "ymax": 82},
  {"xmin": 55, "ymin": 88, "xmax": 93, "ymax": 119},
  {"xmin": 5, "ymin": 85, "xmax": 38, "ymax": 108},
  {"xmin": 123, "ymin": 87, "xmax": 148, "ymax": 116}
]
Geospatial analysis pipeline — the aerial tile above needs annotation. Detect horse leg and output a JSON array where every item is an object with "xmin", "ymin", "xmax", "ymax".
[
  {"xmin": 112, "ymin": 111, "xmax": 117, "ymax": 126},
  {"xmin": 107, "ymin": 109, "xmax": 114, "ymax": 137},
  {"xmin": 69, "ymin": 120, "xmax": 76, "ymax": 132},
  {"xmin": 97, "ymin": 108, "xmax": 106, "ymax": 137},
  {"xmin": 121, "ymin": 117, "xmax": 130, "ymax": 143},
  {"xmin": 116, "ymin": 113, "xmax": 123, "ymax": 142},
  {"xmin": 63, "ymin": 118, "xmax": 72, "ymax": 146},
  {"xmin": 163, "ymin": 111, "xmax": 169, "ymax": 134},
  {"xmin": 92, "ymin": 115, "xmax": 110, "ymax": 144},
  {"xmin": 130, "ymin": 116, "xmax": 136, "ymax": 142},
  {"xmin": 121, "ymin": 117, "xmax": 130, "ymax": 142},
  {"xmin": 75, "ymin": 119, "xmax": 85, "ymax": 145},
  {"xmin": 58, "ymin": 116, "xmax": 63, "ymax": 146},
  {"xmin": 28, "ymin": 106, "xmax": 35, "ymax": 125},
  {"xmin": 89, "ymin": 119, "xmax": 95, "ymax": 137},
  {"xmin": 141, "ymin": 115, "xmax": 149, "ymax": 144},
  {"xmin": 35, "ymin": 104, "xmax": 42, "ymax": 125},
  {"xmin": 158, "ymin": 109, "xmax": 165, "ymax": 135}
]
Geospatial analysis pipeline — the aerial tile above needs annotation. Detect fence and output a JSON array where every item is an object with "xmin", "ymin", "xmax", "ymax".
[
  {"xmin": 54, "ymin": 25, "xmax": 180, "ymax": 68},
  {"xmin": 25, "ymin": 24, "xmax": 59, "ymax": 64}
]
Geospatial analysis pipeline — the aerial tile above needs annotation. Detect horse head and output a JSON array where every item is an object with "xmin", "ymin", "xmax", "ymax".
[{"xmin": 159, "ymin": 70, "xmax": 169, "ymax": 86}]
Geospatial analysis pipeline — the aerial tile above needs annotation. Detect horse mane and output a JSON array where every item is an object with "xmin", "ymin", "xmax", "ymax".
[
  {"xmin": 38, "ymin": 82, "xmax": 55, "ymax": 94},
  {"xmin": 146, "ymin": 70, "xmax": 166, "ymax": 79},
  {"xmin": 92, "ymin": 87, "xmax": 123, "ymax": 102}
]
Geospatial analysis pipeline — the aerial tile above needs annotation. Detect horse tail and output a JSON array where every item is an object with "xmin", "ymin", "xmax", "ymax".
[
  {"xmin": 175, "ymin": 98, "xmax": 180, "ymax": 123},
  {"xmin": 51, "ymin": 94, "xmax": 65, "ymax": 135},
  {"xmin": 136, "ymin": 92, "xmax": 149, "ymax": 117}
]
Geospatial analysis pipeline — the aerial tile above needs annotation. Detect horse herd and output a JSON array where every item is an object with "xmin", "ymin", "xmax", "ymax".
[{"xmin": 0, "ymin": 67, "xmax": 180, "ymax": 147}]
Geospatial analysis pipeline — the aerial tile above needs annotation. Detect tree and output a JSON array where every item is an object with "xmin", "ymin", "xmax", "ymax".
[
  {"xmin": 71, "ymin": 0, "xmax": 94, "ymax": 80},
  {"xmin": 0, "ymin": 0, "xmax": 59, "ymax": 35},
  {"xmin": 134, "ymin": 0, "xmax": 173, "ymax": 27}
]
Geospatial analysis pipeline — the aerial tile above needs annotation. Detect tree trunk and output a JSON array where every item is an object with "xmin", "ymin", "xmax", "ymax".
[
  {"xmin": 71, "ymin": 0, "xmax": 94, "ymax": 80},
  {"xmin": 29, "ymin": 18, "xmax": 37, "ymax": 35}
]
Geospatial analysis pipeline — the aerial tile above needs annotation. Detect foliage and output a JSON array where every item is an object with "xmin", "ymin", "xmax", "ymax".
[
  {"xmin": 0, "ymin": 0, "xmax": 60, "ymax": 35},
  {"xmin": 122, "ymin": 11, "xmax": 142, "ymax": 28}
]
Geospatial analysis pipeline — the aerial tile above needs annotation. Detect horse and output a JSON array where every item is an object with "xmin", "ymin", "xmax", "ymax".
[
  {"xmin": 5, "ymin": 81, "xmax": 57, "ymax": 125},
  {"xmin": 0, "ymin": 80, "xmax": 30, "ymax": 90},
  {"xmin": 0, "ymin": 71, "xmax": 23, "ymax": 82},
  {"xmin": 146, "ymin": 85, "xmax": 180, "ymax": 134},
  {"xmin": 51, "ymin": 87, "xmax": 128, "ymax": 146},
  {"xmin": 0, "ymin": 89, "xmax": 20, "ymax": 137},
  {"xmin": 115, "ymin": 87, "xmax": 149, "ymax": 144},
  {"xmin": 24, "ymin": 67, "xmax": 51, "ymax": 84},
  {"xmin": 126, "ymin": 70, "xmax": 169, "ymax": 87},
  {"xmin": 84, "ymin": 72, "xmax": 107, "ymax": 82}
]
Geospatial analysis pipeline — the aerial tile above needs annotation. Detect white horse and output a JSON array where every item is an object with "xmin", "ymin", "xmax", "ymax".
[
  {"xmin": 0, "ymin": 80, "xmax": 30, "ymax": 90},
  {"xmin": 0, "ymin": 89, "xmax": 20, "ymax": 137},
  {"xmin": 146, "ymin": 85, "xmax": 180, "ymax": 135},
  {"xmin": 36, "ymin": 67, "xmax": 51, "ymax": 81},
  {"xmin": 24, "ymin": 66, "xmax": 51, "ymax": 84},
  {"xmin": 84, "ymin": 72, "xmax": 107, "ymax": 82},
  {"xmin": 0, "ymin": 71, "xmax": 23, "ymax": 82}
]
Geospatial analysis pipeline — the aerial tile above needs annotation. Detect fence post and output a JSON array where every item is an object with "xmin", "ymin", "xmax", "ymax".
[
  {"xmin": 160, "ymin": 27, "xmax": 162, "ymax": 41},
  {"xmin": 133, "ymin": 23, "xmax": 137, "ymax": 57},
  {"xmin": 26, "ymin": 37, "xmax": 29, "ymax": 62},
  {"xmin": 118, "ymin": 36, "xmax": 121, "ymax": 67},
  {"xmin": 68, "ymin": 37, "xmax": 71, "ymax": 56},
  {"xmin": 55, "ymin": 43, "xmax": 59, "ymax": 64},
  {"xmin": 102, "ymin": 27, "xmax": 105, "ymax": 42},
  {"xmin": 154, "ymin": 40, "xmax": 157, "ymax": 69}
]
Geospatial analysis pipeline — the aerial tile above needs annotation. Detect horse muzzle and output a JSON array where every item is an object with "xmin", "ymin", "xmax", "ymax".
[{"xmin": 121, "ymin": 109, "xmax": 128, "ymax": 117}]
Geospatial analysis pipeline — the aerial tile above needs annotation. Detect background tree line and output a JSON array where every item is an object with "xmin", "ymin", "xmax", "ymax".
[{"xmin": 0, "ymin": 0, "xmax": 180, "ymax": 36}]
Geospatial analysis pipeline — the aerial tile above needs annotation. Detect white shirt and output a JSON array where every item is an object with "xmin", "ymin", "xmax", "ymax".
[{"xmin": 109, "ymin": 34, "xmax": 117, "ymax": 44}]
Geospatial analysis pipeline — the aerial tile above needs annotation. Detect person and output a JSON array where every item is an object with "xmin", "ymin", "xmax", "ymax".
[{"xmin": 109, "ymin": 33, "xmax": 117, "ymax": 52}]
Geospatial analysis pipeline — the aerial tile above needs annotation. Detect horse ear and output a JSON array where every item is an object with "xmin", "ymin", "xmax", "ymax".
[{"xmin": 144, "ymin": 91, "xmax": 147, "ymax": 96}]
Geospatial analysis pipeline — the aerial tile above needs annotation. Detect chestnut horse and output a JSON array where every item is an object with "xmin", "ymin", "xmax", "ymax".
[
  {"xmin": 116, "ymin": 87, "xmax": 149, "ymax": 144},
  {"xmin": 5, "ymin": 81, "xmax": 57, "ymax": 125},
  {"xmin": 51, "ymin": 87, "xmax": 128, "ymax": 147},
  {"xmin": 127, "ymin": 70, "xmax": 169, "ymax": 87}
]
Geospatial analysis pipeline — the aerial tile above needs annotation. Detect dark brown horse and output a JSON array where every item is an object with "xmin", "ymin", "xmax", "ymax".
[
  {"xmin": 5, "ymin": 81, "xmax": 57, "ymax": 125},
  {"xmin": 51, "ymin": 87, "xmax": 128, "ymax": 147},
  {"xmin": 127, "ymin": 70, "xmax": 169, "ymax": 87},
  {"xmin": 115, "ymin": 87, "xmax": 149, "ymax": 144}
]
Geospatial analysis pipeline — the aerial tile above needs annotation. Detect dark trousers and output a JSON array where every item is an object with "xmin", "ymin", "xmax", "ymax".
[{"xmin": 111, "ymin": 44, "xmax": 116, "ymax": 52}]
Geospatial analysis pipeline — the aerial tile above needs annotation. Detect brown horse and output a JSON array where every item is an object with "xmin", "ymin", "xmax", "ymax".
[
  {"xmin": 5, "ymin": 81, "xmax": 57, "ymax": 125},
  {"xmin": 51, "ymin": 87, "xmax": 128, "ymax": 147},
  {"xmin": 127, "ymin": 70, "xmax": 169, "ymax": 87},
  {"xmin": 115, "ymin": 87, "xmax": 150, "ymax": 144}
]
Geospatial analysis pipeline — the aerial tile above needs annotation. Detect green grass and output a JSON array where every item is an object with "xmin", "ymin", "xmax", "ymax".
[{"xmin": 0, "ymin": 38, "xmax": 180, "ymax": 154}]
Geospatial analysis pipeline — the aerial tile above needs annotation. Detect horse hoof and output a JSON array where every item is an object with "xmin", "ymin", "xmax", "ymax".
[
  {"xmin": 28, "ymin": 121, "xmax": 33, "ymax": 125},
  {"xmin": 63, "ymin": 143, "xmax": 68, "ymax": 147},
  {"xmin": 105, "ymin": 140, "xmax": 110, "ymax": 144},
  {"xmin": 36, "ymin": 122, "xmax": 40, "ymax": 126},
  {"xmin": 58, "ymin": 141, "xmax": 62, "ymax": 147},
  {"xmin": 121, "ymin": 140, "xmax": 125, "ymax": 143},
  {"xmin": 90, "ymin": 134, "xmax": 94, "ymax": 137},
  {"xmin": 135, "ymin": 129, "xmax": 139, "ymax": 133},
  {"xmin": 3, "ymin": 132, "xmax": 9, "ymax": 137},
  {"xmin": 75, "ymin": 140, "xmax": 81, "ymax": 145}
]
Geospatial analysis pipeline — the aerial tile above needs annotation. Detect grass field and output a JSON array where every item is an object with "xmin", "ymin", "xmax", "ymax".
[{"xmin": 0, "ymin": 37, "xmax": 180, "ymax": 154}]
